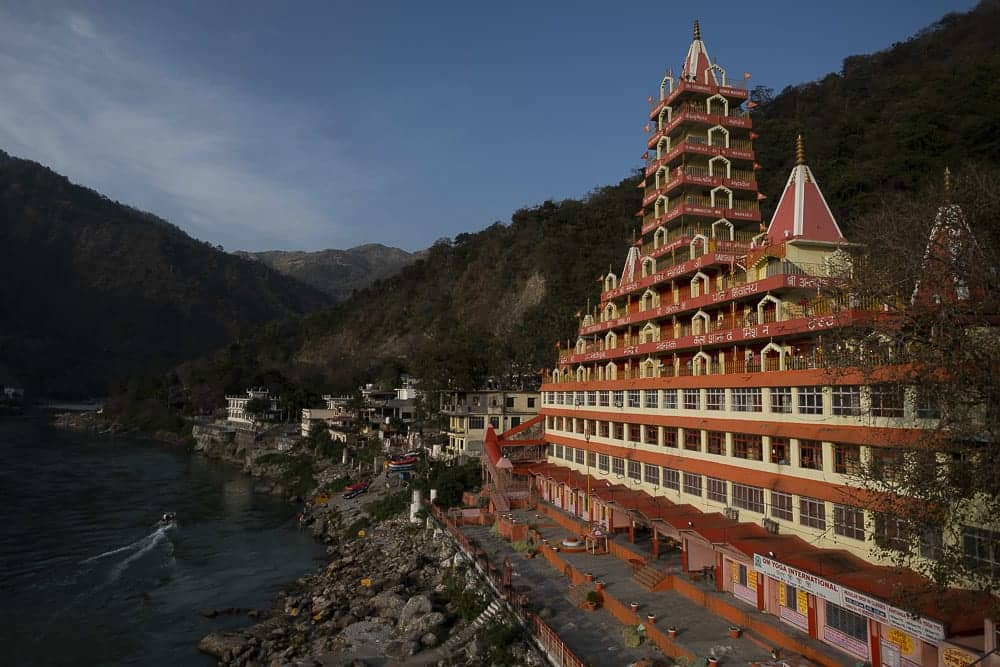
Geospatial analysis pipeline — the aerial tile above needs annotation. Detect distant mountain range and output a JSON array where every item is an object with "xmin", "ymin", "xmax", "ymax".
[{"xmin": 235, "ymin": 245, "xmax": 424, "ymax": 301}]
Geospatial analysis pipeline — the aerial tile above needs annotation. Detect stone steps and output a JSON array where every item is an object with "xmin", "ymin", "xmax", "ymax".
[
  {"xmin": 632, "ymin": 564, "xmax": 668, "ymax": 590},
  {"xmin": 439, "ymin": 598, "xmax": 505, "ymax": 653}
]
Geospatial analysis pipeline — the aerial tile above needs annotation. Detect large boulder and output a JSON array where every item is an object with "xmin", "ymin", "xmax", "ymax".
[
  {"xmin": 397, "ymin": 594, "xmax": 432, "ymax": 628},
  {"xmin": 370, "ymin": 591, "xmax": 406, "ymax": 620},
  {"xmin": 197, "ymin": 631, "xmax": 249, "ymax": 659}
]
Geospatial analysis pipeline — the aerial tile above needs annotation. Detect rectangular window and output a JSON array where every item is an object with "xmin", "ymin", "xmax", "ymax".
[
  {"xmin": 707, "ymin": 477, "xmax": 727, "ymax": 503},
  {"xmin": 627, "ymin": 460, "xmax": 641, "ymax": 481},
  {"xmin": 799, "ymin": 440, "xmax": 823, "ymax": 470},
  {"xmin": 732, "ymin": 387, "xmax": 763, "ymax": 412},
  {"xmin": 663, "ymin": 428, "xmax": 678, "ymax": 448},
  {"xmin": 612, "ymin": 457, "xmax": 625, "ymax": 477},
  {"xmin": 733, "ymin": 433, "xmax": 762, "ymax": 461},
  {"xmin": 598, "ymin": 421, "xmax": 609, "ymax": 438},
  {"xmin": 771, "ymin": 491, "xmax": 793, "ymax": 521},
  {"xmin": 575, "ymin": 448, "xmax": 585, "ymax": 464},
  {"xmin": 920, "ymin": 528, "xmax": 944, "ymax": 560},
  {"xmin": 546, "ymin": 443, "xmax": 554, "ymax": 457},
  {"xmin": 770, "ymin": 437, "xmax": 789, "ymax": 465},
  {"xmin": 563, "ymin": 447, "xmax": 573, "ymax": 461},
  {"xmin": 706, "ymin": 388, "xmax": 725, "ymax": 411},
  {"xmin": 469, "ymin": 416, "xmax": 485, "ymax": 429},
  {"xmin": 781, "ymin": 584, "xmax": 797, "ymax": 609},
  {"xmin": 770, "ymin": 387, "xmax": 792, "ymax": 414},
  {"xmin": 870, "ymin": 448, "xmax": 904, "ymax": 483},
  {"xmin": 613, "ymin": 422, "xmax": 624, "ymax": 440},
  {"xmin": 489, "ymin": 416, "xmax": 500, "ymax": 429},
  {"xmin": 628, "ymin": 424, "xmax": 641, "ymax": 442},
  {"xmin": 916, "ymin": 387, "xmax": 941, "ymax": 419},
  {"xmin": 612, "ymin": 390, "xmax": 625, "ymax": 408},
  {"xmin": 799, "ymin": 497, "xmax": 826, "ymax": 530},
  {"xmin": 663, "ymin": 467, "xmax": 680, "ymax": 490},
  {"xmin": 961, "ymin": 526, "xmax": 1000, "ymax": 574},
  {"xmin": 598, "ymin": 454, "xmax": 610, "ymax": 473},
  {"xmin": 684, "ymin": 430, "xmax": 701, "ymax": 452},
  {"xmin": 682, "ymin": 472, "xmax": 703, "ymax": 497},
  {"xmin": 644, "ymin": 390, "xmax": 659, "ymax": 409},
  {"xmin": 510, "ymin": 416, "xmax": 521, "ymax": 428},
  {"xmin": 628, "ymin": 389, "xmax": 641, "ymax": 408},
  {"xmin": 599, "ymin": 391, "xmax": 610, "ymax": 408},
  {"xmin": 527, "ymin": 397, "xmax": 536, "ymax": 408},
  {"xmin": 554, "ymin": 445, "xmax": 564, "ymax": 460},
  {"xmin": 644, "ymin": 426, "xmax": 658, "ymax": 445},
  {"xmin": 587, "ymin": 451, "xmax": 597, "ymax": 467},
  {"xmin": 871, "ymin": 384, "xmax": 905, "ymax": 418},
  {"xmin": 732, "ymin": 484, "xmax": 765, "ymax": 513},
  {"xmin": 586, "ymin": 391, "xmax": 596, "ymax": 407},
  {"xmin": 505, "ymin": 396, "xmax": 515, "ymax": 408},
  {"xmin": 833, "ymin": 443, "xmax": 861, "ymax": 475},
  {"xmin": 663, "ymin": 389, "xmax": 678, "ymax": 410},
  {"xmin": 797, "ymin": 386, "xmax": 824, "ymax": 415},
  {"xmin": 707, "ymin": 431, "xmax": 725, "ymax": 455},
  {"xmin": 834, "ymin": 505, "xmax": 866, "ymax": 541},
  {"xmin": 644, "ymin": 464, "xmax": 660, "ymax": 485},
  {"xmin": 683, "ymin": 389, "xmax": 701, "ymax": 410},
  {"xmin": 875, "ymin": 514, "xmax": 910, "ymax": 552},
  {"xmin": 825, "ymin": 601, "xmax": 868, "ymax": 642},
  {"xmin": 831, "ymin": 385, "xmax": 861, "ymax": 416}
]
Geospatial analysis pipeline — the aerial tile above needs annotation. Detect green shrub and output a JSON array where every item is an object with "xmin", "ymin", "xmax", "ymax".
[
  {"xmin": 362, "ymin": 491, "xmax": 409, "ymax": 522},
  {"xmin": 480, "ymin": 620, "xmax": 526, "ymax": 665},
  {"xmin": 622, "ymin": 625, "xmax": 642, "ymax": 648},
  {"xmin": 585, "ymin": 591, "xmax": 601, "ymax": 605},
  {"xmin": 511, "ymin": 540, "xmax": 530, "ymax": 553},
  {"xmin": 440, "ymin": 569, "xmax": 487, "ymax": 622}
]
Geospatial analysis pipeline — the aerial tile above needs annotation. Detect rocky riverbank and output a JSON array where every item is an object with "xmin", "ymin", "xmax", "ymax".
[{"xmin": 198, "ymin": 515, "xmax": 544, "ymax": 666}]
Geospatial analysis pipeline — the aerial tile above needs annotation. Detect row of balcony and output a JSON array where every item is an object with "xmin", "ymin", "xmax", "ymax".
[
  {"xmin": 645, "ymin": 138, "xmax": 755, "ymax": 177},
  {"xmin": 585, "ymin": 270, "xmax": 830, "ymax": 338},
  {"xmin": 648, "ymin": 80, "xmax": 748, "ymax": 121},
  {"xmin": 557, "ymin": 295, "xmax": 889, "ymax": 367},
  {"xmin": 647, "ymin": 107, "xmax": 752, "ymax": 149},
  {"xmin": 641, "ymin": 171, "xmax": 757, "ymax": 208}
]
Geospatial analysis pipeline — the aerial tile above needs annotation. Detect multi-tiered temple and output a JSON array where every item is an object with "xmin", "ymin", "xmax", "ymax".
[{"xmin": 526, "ymin": 21, "xmax": 994, "ymax": 667}]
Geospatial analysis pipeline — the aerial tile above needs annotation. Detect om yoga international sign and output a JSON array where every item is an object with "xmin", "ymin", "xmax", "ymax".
[{"xmin": 753, "ymin": 554, "xmax": 946, "ymax": 645}]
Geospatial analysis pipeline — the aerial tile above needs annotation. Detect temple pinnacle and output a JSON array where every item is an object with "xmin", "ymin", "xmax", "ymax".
[
  {"xmin": 693, "ymin": 19, "xmax": 701, "ymax": 40},
  {"xmin": 795, "ymin": 134, "xmax": 806, "ymax": 166},
  {"xmin": 944, "ymin": 166, "xmax": 952, "ymax": 199}
]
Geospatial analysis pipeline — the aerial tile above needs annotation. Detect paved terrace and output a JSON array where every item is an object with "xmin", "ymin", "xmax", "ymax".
[{"xmin": 458, "ymin": 503, "xmax": 854, "ymax": 667}]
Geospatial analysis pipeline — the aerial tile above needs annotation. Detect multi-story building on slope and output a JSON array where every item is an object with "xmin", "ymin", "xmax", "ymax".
[
  {"xmin": 531, "ymin": 21, "xmax": 995, "ymax": 667},
  {"xmin": 441, "ymin": 390, "xmax": 540, "ymax": 458}
]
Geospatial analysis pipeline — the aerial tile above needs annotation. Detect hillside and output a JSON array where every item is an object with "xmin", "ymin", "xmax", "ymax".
[
  {"xmin": 118, "ymin": 2, "xmax": 1000, "ymax": 415},
  {"xmin": 0, "ymin": 150, "xmax": 332, "ymax": 397},
  {"xmin": 235, "ymin": 244, "xmax": 423, "ymax": 301}
]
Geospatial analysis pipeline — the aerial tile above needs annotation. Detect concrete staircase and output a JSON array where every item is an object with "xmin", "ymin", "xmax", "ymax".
[
  {"xmin": 631, "ymin": 563, "xmax": 668, "ymax": 590},
  {"xmin": 491, "ymin": 489, "xmax": 510, "ymax": 512},
  {"xmin": 438, "ymin": 599, "xmax": 506, "ymax": 653}
]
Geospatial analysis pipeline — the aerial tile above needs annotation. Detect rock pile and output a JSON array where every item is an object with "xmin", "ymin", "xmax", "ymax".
[{"xmin": 197, "ymin": 517, "xmax": 543, "ymax": 666}]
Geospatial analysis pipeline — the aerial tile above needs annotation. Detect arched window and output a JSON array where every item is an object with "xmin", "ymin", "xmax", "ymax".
[
  {"xmin": 706, "ymin": 93, "xmax": 728, "ymax": 116},
  {"xmin": 653, "ymin": 226, "xmax": 667, "ymax": 249},
  {"xmin": 659, "ymin": 76, "xmax": 674, "ymax": 101},
  {"xmin": 708, "ymin": 155, "xmax": 731, "ymax": 178},
  {"xmin": 605, "ymin": 330, "xmax": 618, "ymax": 349},
  {"xmin": 711, "ymin": 218, "xmax": 734, "ymax": 240},
  {"xmin": 603, "ymin": 301, "xmax": 618, "ymax": 321},
  {"xmin": 707, "ymin": 125, "xmax": 729, "ymax": 148},
  {"xmin": 605, "ymin": 362, "xmax": 618, "ymax": 381},
  {"xmin": 640, "ymin": 322, "xmax": 659, "ymax": 344},
  {"xmin": 604, "ymin": 274, "xmax": 617, "ymax": 292},
  {"xmin": 710, "ymin": 186, "xmax": 733, "ymax": 209},
  {"xmin": 575, "ymin": 338, "xmax": 587, "ymax": 354},
  {"xmin": 656, "ymin": 137, "xmax": 670, "ymax": 159},
  {"xmin": 641, "ymin": 258, "xmax": 655, "ymax": 278},
  {"xmin": 640, "ymin": 289, "xmax": 657, "ymax": 311}
]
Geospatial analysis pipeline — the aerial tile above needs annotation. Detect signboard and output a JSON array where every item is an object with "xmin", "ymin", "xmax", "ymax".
[
  {"xmin": 941, "ymin": 648, "xmax": 977, "ymax": 667},
  {"xmin": 754, "ymin": 553, "xmax": 946, "ymax": 645}
]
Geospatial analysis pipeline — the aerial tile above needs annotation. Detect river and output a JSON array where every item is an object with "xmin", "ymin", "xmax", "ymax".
[{"xmin": 0, "ymin": 418, "xmax": 326, "ymax": 666}]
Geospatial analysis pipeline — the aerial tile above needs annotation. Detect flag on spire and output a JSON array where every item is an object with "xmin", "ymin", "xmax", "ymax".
[
  {"xmin": 641, "ymin": 151, "xmax": 649, "ymax": 160},
  {"xmin": 644, "ymin": 123, "xmax": 651, "ymax": 132},
  {"xmin": 647, "ymin": 95, "xmax": 654, "ymax": 104},
  {"xmin": 747, "ymin": 100, "xmax": 758, "ymax": 109},
  {"xmin": 743, "ymin": 71, "xmax": 752, "ymax": 80},
  {"xmin": 750, "ymin": 132, "xmax": 759, "ymax": 140}
]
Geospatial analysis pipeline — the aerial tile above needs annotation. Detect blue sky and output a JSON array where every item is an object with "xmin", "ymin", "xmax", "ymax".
[{"xmin": 0, "ymin": 1, "xmax": 976, "ymax": 252}]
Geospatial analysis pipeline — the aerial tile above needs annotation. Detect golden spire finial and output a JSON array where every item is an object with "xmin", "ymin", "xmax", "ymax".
[
  {"xmin": 944, "ymin": 167, "xmax": 952, "ymax": 198},
  {"xmin": 795, "ymin": 134, "xmax": 806, "ymax": 166},
  {"xmin": 693, "ymin": 19, "xmax": 701, "ymax": 40}
]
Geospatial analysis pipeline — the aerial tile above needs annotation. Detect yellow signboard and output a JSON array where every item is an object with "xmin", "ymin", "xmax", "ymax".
[
  {"xmin": 941, "ymin": 648, "xmax": 977, "ymax": 667},
  {"xmin": 885, "ymin": 629, "xmax": 914, "ymax": 654},
  {"xmin": 796, "ymin": 590, "xmax": 808, "ymax": 616},
  {"xmin": 747, "ymin": 569, "xmax": 758, "ymax": 591}
]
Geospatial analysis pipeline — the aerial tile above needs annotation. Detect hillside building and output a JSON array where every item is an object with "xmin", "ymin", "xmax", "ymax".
[
  {"xmin": 518, "ymin": 21, "xmax": 996, "ymax": 667},
  {"xmin": 440, "ymin": 390, "xmax": 539, "ymax": 457},
  {"xmin": 225, "ymin": 388, "xmax": 283, "ymax": 427}
]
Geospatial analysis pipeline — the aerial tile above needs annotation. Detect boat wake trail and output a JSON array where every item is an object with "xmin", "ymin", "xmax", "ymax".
[
  {"xmin": 107, "ymin": 527, "xmax": 170, "ymax": 583},
  {"xmin": 80, "ymin": 525, "xmax": 171, "ymax": 565}
]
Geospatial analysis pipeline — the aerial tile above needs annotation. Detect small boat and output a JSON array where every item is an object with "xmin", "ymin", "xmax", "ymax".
[
  {"xmin": 158, "ymin": 512, "xmax": 177, "ymax": 526},
  {"xmin": 344, "ymin": 479, "xmax": 370, "ymax": 493},
  {"xmin": 387, "ymin": 456, "xmax": 418, "ymax": 470},
  {"xmin": 343, "ymin": 480, "xmax": 371, "ymax": 500}
]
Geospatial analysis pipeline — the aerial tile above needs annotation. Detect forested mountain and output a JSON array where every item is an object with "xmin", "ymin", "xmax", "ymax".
[
  {"xmin": 235, "ymin": 244, "xmax": 423, "ymax": 301},
  {"xmin": 0, "ymin": 151, "xmax": 332, "ymax": 397},
  {"xmin": 96, "ymin": 1, "xmax": 1000, "ymax": 416}
]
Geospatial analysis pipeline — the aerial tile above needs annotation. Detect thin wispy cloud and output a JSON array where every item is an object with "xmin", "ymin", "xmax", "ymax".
[{"xmin": 0, "ymin": 8, "xmax": 368, "ymax": 251}]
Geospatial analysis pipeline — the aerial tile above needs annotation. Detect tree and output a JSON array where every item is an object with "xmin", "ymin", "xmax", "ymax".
[
  {"xmin": 243, "ymin": 396, "xmax": 271, "ymax": 423},
  {"xmin": 822, "ymin": 166, "xmax": 1000, "ymax": 609}
]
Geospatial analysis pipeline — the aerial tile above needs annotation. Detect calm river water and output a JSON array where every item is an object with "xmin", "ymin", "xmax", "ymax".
[{"xmin": 0, "ymin": 418, "xmax": 325, "ymax": 666}]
